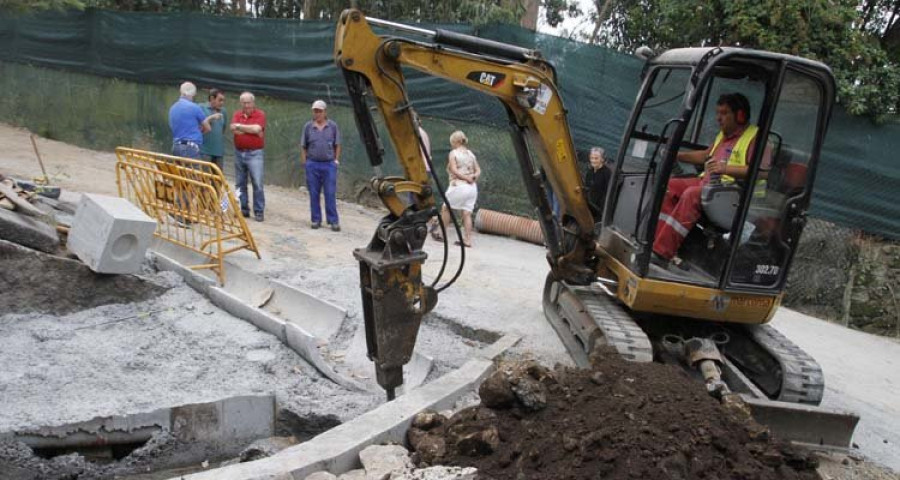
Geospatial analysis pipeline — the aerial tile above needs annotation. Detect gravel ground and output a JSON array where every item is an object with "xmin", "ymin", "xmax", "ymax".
[{"xmin": 0, "ymin": 268, "xmax": 381, "ymax": 433}]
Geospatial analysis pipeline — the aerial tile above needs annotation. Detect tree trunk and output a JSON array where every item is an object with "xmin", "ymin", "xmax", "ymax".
[
  {"xmin": 884, "ymin": 4, "xmax": 900, "ymax": 56},
  {"xmin": 302, "ymin": 0, "xmax": 315, "ymax": 20},
  {"xmin": 589, "ymin": 0, "xmax": 613, "ymax": 44}
]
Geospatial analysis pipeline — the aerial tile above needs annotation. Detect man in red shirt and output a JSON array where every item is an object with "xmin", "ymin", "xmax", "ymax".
[
  {"xmin": 653, "ymin": 93, "xmax": 760, "ymax": 264},
  {"xmin": 231, "ymin": 92, "xmax": 266, "ymax": 222}
]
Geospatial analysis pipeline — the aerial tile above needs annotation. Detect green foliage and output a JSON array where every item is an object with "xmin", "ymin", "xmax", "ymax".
[
  {"xmin": 0, "ymin": 0, "xmax": 85, "ymax": 11},
  {"xmin": 572, "ymin": 0, "xmax": 899, "ymax": 121},
  {"xmin": 67, "ymin": 0, "xmax": 539, "ymax": 25}
]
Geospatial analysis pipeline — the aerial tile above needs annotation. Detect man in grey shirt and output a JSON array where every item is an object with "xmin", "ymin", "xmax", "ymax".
[{"xmin": 300, "ymin": 100, "xmax": 342, "ymax": 231}]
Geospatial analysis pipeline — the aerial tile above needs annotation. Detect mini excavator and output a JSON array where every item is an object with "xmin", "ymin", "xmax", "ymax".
[{"xmin": 334, "ymin": 9, "xmax": 858, "ymax": 448}]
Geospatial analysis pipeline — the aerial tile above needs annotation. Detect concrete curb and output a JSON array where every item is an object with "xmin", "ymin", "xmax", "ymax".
[
  {"xmin": 177, "ymin": 335, "xmax": 520, "ymax": 480},
  {"xmin": 283, "ymin": 322, "xmax": 367, "ymax": 392},
  {"xmin": 151, "ymin": 248, "xmax": 215, "ymax": 294},
  {"xmin": 1, "ymin": 395, "xmax": 274, "ymax": 450},
  {"xmin": 209, "ymin": 286, "xmax": 288, "ymax": 342}
]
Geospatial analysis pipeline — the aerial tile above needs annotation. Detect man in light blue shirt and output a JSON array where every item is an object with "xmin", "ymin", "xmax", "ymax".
[{"xmin": 168, "ymin": 82, "xmax": 220, "ymax": 159}]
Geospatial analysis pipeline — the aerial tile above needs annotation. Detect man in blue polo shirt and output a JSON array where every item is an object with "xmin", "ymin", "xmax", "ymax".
[
  {"xmin": 169, "ymin": 82, "xmax": 220, "ymax": 159},
  {"xmin": 300, "ymin": 100, "xmax": 342, "ymax": 231}
]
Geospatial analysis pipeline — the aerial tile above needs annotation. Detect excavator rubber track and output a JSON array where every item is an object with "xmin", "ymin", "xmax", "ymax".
[
  {"xmin": 543, "ymin": 275, "xmax": 653, "ymax": 367},
  {"xmin": 744, "ymin": 324, "xmax": 825, "ymax": 405}
]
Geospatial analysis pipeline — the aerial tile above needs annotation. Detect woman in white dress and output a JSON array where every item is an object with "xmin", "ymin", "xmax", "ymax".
[{"xmin": 435, "ymin": 130, "xmax": 481, "ymax": 247}]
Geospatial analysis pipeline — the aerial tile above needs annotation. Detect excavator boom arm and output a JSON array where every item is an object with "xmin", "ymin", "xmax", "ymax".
[{"xmin": 335, "ymin": 9, "xmax": 595, "ymax": 277}]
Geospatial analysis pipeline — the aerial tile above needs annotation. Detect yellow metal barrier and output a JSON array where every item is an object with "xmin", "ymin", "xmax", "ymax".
[{"xmin": 115, "ymin": 147, "xmax": 260, "ymax": 284}]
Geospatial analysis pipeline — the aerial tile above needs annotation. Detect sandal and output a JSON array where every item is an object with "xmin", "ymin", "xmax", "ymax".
[
  {"xmin": 454, "ymin": 240, "xmax": 473, "ymax": 248},
  {"xmin": 429, "ymin": 223, "xmax": 443, "ymax": 241}
]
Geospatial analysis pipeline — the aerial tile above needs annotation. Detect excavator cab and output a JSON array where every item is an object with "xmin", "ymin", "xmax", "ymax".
[{"xmin": 598, "ymin": 48, "xmax": 835, "ymax": 320}]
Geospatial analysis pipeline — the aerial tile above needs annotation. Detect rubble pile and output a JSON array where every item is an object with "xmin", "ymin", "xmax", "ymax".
[
  {"xmin": 304, "ymin": 444, "xmax": 478, "ymax": 480},
  {"xmin": 0, "ymin": 174, "xmax": 61, "ymax": 253},
  {"xmin": 407, "ymin": 351, "xmax": 822, "ymax": 480}
]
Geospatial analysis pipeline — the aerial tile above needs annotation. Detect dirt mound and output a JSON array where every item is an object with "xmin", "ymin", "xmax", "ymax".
[
  {"xmin": 408, "ymin": 351, "xmax": 820, "ymax": 480},
  {"xmin": 0, "ymin": 239, "xmax": 169, "ymax": 315}
]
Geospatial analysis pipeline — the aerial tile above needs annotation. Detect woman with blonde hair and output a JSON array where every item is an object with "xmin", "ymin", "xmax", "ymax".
[{"xmin": 434, "ymin": 130, "xmax": 481, "ymax": 247}]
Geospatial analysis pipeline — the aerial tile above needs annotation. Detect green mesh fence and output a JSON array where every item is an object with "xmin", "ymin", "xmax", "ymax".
[
  {"xmin": 0, "ymin": 61, "xmax": 532, "ymax": 216},
  {"xmin": 0, "ymin": 8, "xmax": 898, "ymax": 240}
]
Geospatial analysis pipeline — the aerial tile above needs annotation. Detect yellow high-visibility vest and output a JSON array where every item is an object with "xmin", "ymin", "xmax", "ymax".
[{"xmin": 704, "ymin": 125, "xmax": 766, "ymax": 196}]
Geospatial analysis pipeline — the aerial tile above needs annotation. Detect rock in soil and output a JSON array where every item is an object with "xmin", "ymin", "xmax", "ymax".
[
  {"xmin": 359, "ymin": 444, "xmax": 414, "ymax": 480},
  {"xmin": 409, "ymin": 350, "xmax": 823, "ymax": 480}
]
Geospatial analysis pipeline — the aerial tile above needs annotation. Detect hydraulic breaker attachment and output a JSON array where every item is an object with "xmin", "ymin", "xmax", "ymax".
[
  {"xmin": 663, "ymin": 333, "xmax": 731, "ymax": 398},
  {"xmin": 355, "ymin": 211, "xmax": 437, "ymax": 401}
]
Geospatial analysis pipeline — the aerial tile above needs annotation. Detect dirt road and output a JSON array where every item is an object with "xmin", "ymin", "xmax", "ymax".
[{"xmin": 0, "ymin": 124, "xmax": 897, "ymax": 475}]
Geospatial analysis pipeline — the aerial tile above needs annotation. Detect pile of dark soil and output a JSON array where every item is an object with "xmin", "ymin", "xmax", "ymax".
[
  {"xmin": 0, "ymin": 239, "xmax": 168, "ymax": 315},
  {"xmin": 408, "ymin": 350, "xmax": 820, "ymax": 480}
]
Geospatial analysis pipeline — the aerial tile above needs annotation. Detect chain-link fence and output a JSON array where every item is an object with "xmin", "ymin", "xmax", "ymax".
[{"xmin": 786, "ymin": 218, "xmax": 899, "ymax": 337}]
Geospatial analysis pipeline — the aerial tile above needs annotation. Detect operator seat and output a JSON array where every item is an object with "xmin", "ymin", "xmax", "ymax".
[{"xmin": 700, "ymin": 183, "xmax": 741, "ymax": 230}]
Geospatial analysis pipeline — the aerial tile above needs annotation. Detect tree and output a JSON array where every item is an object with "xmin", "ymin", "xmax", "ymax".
[
  {"xmin": 0, "ymin": 0, "xmax": 84, "ymax": 10},
  {"xmin": 566, "ymin": 0, "xmax": 899, "ymax": 121}
]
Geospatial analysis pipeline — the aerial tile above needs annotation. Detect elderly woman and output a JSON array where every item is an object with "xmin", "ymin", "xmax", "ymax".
[
  {"xmin": 433, "ymin": 130, "xmax": 481, "ymax": 247},
  {"xmin": 584, "ymin": 146, "xmax": 611, "ymax": 220}
]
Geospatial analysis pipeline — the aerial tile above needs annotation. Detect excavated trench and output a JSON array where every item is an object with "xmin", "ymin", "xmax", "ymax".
[{"xmin": 0, "ymin": 239, "xmax": 493, "ymax": 480}]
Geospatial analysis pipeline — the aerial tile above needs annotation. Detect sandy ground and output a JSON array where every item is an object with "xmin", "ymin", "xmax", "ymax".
[{"xmin": 0, "ymin": 124, "xmax": 898, "ymax": 477}]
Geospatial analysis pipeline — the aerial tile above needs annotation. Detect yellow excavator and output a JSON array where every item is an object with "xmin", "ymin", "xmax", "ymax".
[{"xmin": 334, "ymin": 9, "xmax": 858, "ymax": 447}]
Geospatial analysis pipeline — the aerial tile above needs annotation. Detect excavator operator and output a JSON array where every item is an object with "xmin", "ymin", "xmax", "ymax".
[{"xmin": 652, "ymin": 92, "xmax": 762, "ymax": 266}]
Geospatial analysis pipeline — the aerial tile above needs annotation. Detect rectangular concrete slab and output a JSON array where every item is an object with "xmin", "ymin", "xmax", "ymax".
[
  {"xmin": 0, "ymin": 207, "xmax": 58, "ymax": 253},
  {"xmin": 2, "ymin": 394, "xmax": 274, "ymax": 449},
  {"xmin": 67, "ymin": 193, "xmax": 156, "ymax": 274}
]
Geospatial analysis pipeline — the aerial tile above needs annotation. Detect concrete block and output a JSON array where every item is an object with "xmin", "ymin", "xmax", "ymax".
[
  {"xmin": 0, "ymin": 207, "xmax": 58, "ymax": 253},
  {"xmin": 67, "ymin": 194, "xmax": 156, "ymax": 274}
]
